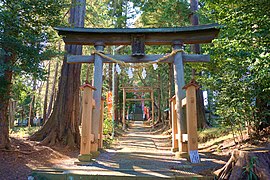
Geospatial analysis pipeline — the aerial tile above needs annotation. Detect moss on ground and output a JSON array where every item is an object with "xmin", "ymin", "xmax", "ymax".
[
  {"xmin": 198, "ymin": 127, "xmax": 231, "ymax": 143},
  {"xmin": 10, "ymin": 126, "xmax": 40, "ymax": 137}
]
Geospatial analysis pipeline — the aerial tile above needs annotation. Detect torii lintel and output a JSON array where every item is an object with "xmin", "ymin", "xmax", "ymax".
[{"xmin": 55, "ymin": 23, "xmax": 221, "ymax": 46}]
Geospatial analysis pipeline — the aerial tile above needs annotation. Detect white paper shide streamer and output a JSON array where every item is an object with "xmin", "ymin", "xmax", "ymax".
[
  {"xmin": 153, "ymin": 63, "xmax": 158, "ymax": 70},
  {"xmin": 127, "ymin": 67, "xmax": 133, "ymax": 79},
  {"xmin": 116, "ymin": 64, "xmax": 121, "ymax": 74},
  {"xmin": 142, "ymin": 67, "xmax": 147, "ymax": 79}
]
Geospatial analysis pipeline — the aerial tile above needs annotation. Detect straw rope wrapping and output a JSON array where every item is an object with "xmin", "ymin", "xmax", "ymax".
[{"xmin": 92, "ymin": 49, "xmax": 185, "ymax": 69}]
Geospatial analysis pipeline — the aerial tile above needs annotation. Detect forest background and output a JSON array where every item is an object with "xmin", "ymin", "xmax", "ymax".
[{"xmin": 0, "ymin": 0, "xmax": 269, "ymax": 150}]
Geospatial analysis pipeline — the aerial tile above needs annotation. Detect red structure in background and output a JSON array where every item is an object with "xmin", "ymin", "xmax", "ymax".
[
  {"xmin": 144, "ymin": 106, "xmax": 150, "ymax": 120},
  {"xmin": 106, "ymin": 91, "xmax": 113, "ymax": 119}
]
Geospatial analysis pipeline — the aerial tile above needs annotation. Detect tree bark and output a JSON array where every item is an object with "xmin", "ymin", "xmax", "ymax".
[
  {"xmin": 0, "ymin": 92, "xmax": 11, "ymax": 150},
  {"xmin": 157, "ymin": 73, "xmax": 162, "ymax": 124},
  {"xmin": 28, "ymin": 94, "xmax": 34, "ymax": 127},
  {"xmin": 168, "ymin": 64, "xmax": 174, "ymax": 128},
  {"xmin": 43, "ymin": 61, "xmax": 51, "ymax": 123},
  {"xmin": 36, "ymin": 81, "xmax": 45, "ymax": 121},
  {"xmin": 256, "ymin": 96, "xmax": 270, "ymax": 131},
  {"xmin": 30, "ymin": 0, "xmax": 86, "ymax": 148},
  {"xmin": 114, "ymin": 71, "xmax": 119, "ymax": 122},
  {"xmin": 46, "ymin": 61, "xmax": 59, "ymax": 120},
  {"xmin": 108, "ymin": 64, "xmax": 112, "ymax": 91},
  {"xmin": 0, "ymin": 51, "xmax": 15, "ymax": 149},
  {"xmin": 215, "ymin": 149, "xmax": 270, "ymax": 180},
  {"xmin": 8, "ymin": 100, "xmax": 16, "ymax": 129},
  {"xmin": 189, "ymin": 0, "xmax": 207, "ymax": 129}
]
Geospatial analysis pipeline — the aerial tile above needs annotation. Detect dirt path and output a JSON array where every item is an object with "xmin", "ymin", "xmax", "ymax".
[
  {"xmin": 49, "ymin": 121, "xmax": 227, "ymax": 178},
  {"xmin": 3, "ymin": 122, "xmax": 269, "ymax": 179},
  {"xmin": 91, "ymin": 121, "xmax": 193, "ymax": 177},
  {"xmin": 1, "ymin": 121, "xmax": 228, "ymax": 179}
]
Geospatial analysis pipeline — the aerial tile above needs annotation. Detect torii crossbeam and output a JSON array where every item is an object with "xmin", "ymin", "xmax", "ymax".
[{"xmin": 55, "ymin": 23, "xmax": 220, "ymax": 160}]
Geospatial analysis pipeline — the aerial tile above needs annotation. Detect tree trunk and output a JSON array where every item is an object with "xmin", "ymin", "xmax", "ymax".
[
  {"xmin": 256, "ymin": 96, "xmax": 270, "ymax": 131},
  {"xmin": 0, "ymin": 52, "xmax": 14, "ymax": 149},
  {"xmin": 36, "ymin": 81, "xmax": 45, "ymax": 120},
  {"xmin": 114, "ymin": 71, "xmax": 119, "ymax": 122},
  {"xmin": 28, "ymin": 95, "xmax": 34, "ymax": 127},
  {"xmin": 28, "ymin": 80, "xmax": 36, "ymax": 127},
  {"xmin": 196, "ymin": 88, "xmax": 207, "ymax": 128},
  {"xmin": 43, "ymin": 61, "xmax": 51, "ymax": 123},
  {"xmin": 189, "ymin": 0, "xmax": 207, "ymax": 129},
  {"xmin": 8, "ymin": 100, "xmax": 16, "ymax": 129},
  {"xmin": 157, "ymin": 73, "xmax": 162, "ymax": 124},
  {"xmin": 168, "ymin": 64, "xmax": 174, "ymax": 128},
  {"xmin": 0, "ymin": 94, "xmax": 11, "ymax": 149},
  {"xmin": 30, "ymin": 0, "xmax": 86, "ymax": 148},
  {"xmin": 215, "ymin": 149, "xmax": 270, "ymax": 180},
  {"xmin": 46, "ymin": 61, "xmax": 59, "ymax": 120},
  {"xmin": 108, "ymin": 64, "xmax": 112, "ymax": 91}
]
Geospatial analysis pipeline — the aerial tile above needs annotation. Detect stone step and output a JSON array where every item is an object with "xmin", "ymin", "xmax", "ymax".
[{"xmin": 30, "ymin": 168, "xmax": 214, "ymax": 180}]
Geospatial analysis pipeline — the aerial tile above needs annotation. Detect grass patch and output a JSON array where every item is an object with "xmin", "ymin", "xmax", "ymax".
[
  {"xmin": 10, "ymin": 126, "xmax": 40, "ymax": 137},
  {"xmin": 103, "ymin": 137, "xmax": 114, "ymax": 149},
  {"xmin": 198, "ymin": 127, "xmax": 231, "ymax": 143}
]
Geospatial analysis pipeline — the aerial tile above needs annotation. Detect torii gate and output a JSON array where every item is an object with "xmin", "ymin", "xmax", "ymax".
[
  {"xmin": 56, "ymin": 23, "xmax": 220, "ymax": 161},
  {"xmin": 122, "ymin": 86, "xmax": 155, "ymax": 129}
]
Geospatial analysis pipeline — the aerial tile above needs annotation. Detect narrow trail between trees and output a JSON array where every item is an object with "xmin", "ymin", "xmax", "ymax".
[
  {"xmin": 90, "ymin": 121, "xmax": 196, "ymax": 178},
  {"xmin": 32, "ymin": 121, "xmax": 226, "ymax": 179}
]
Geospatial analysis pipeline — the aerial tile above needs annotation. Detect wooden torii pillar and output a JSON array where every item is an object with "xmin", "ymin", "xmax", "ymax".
[
  {"xmin": 55, "ymin": 24, "xmax": 220, "ymax": 159},
  {"xmin": 122, "ymin": 88, "xmax": 126, "ymax": 129},
  {"xmin": 98, "ymin": 97, "xmax": 105, "ymax": 149},
  {"xmin": 78, "ymin": 84, "xmax": 96, "ymax": 162},
  {"xmin": 183, "ymin": 79, "xmax": 200, "ymax": 163},
  {"xmin": 171, "ymin": 79, "xmax": 201, "ymax": 162},
  {"xmin": 87, "ymin": 42, "xmax": 105, "ymax": 156},
  {"xmin": 173, "ymin": 41, "xmax": 188, "ymax": 156},
  {"xmin": 170, "ymin": 95, "xmax": 178, "ymax": 152}
]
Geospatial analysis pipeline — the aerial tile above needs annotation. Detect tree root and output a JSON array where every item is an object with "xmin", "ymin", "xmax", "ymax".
[
  {"xmin": 39, "ymin": 129, "xmax": 57, "ymax": 147},
  {"xmin": 214, "ymin": 149, "xmax": 270, "ymax": 180},
  {"xmin": 0, "ymin": 148, "xmax": 46, "ymax": 155}
]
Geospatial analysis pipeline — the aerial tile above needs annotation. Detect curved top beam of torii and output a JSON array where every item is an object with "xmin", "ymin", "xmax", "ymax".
[{"xmin": 55, "ymin": 23, "xmax": 221, "ymax": 46}]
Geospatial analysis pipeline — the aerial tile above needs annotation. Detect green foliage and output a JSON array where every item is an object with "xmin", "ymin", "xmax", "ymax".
[
  {"xmin": 195, "ymin": 0, "xmax": 270, "ymax": 132},
  {"xmin": 198, "ymin": 127, "xmax": 231, "ymax": 143},
  {"xmin": 0, "ymin": 0, "xmax": 69, "ymax": 128},
  {"xmin": 138, "ymin": 0, "xmax": 190, "ymax": 27},
  {"xmin": 103, "ymin": 116, "xmax": 113, "ymax": 136},
  {"xmin": 85, "ymin": 0, "xmax": 113, "ymax": 28},
  {"xmin": 0, "ymin": 0, "xmax": 69, "ymax": 92},
  {"xmin": 10, "ymin": 126, "xmax": 40, "ymax": 137},
  {"xmin": 12, "ymin": 76, "xmax": 33, "ymax": 118},
  {"xmin": 102, "ymin": 137, "xmax": 113, "ymax": 149}
]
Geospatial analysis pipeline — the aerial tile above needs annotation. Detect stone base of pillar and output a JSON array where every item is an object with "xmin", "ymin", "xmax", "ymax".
[
  {"xmin": 90, "ymin": 151, "xmax": 100, "ymax": 159},
  {"xmin": 77, "ymin": 154, "xmax": 92, "ymax": 162},
  {"xmin": 171, "ymin": 147, "xmax": 179, "ymax": 152},
  {"xmin": 175, "ymin": 151, "xmax": 188, "ymax": 159}
]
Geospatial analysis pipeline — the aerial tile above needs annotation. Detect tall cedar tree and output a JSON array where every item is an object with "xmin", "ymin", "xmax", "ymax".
[
  {"xmin": 30, "ymin": 0, "xmax": 86, "ymax": 148},
  {"xmin": 189, "ymin": 0, "xmax": 208, "ymax": 128}
]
